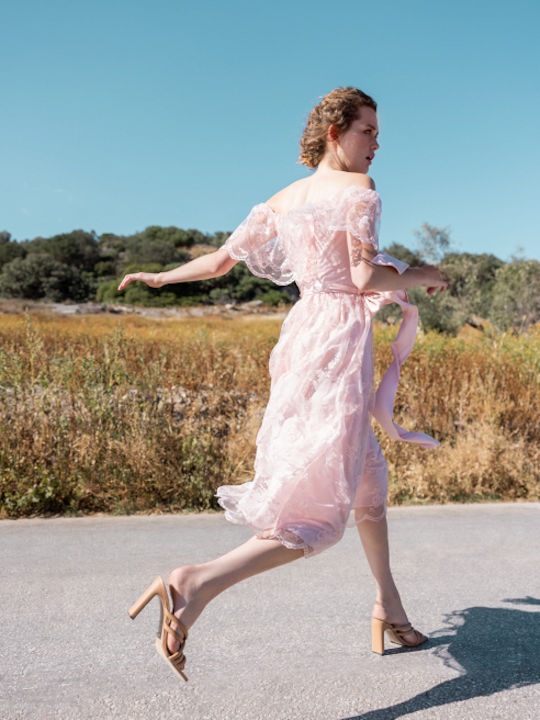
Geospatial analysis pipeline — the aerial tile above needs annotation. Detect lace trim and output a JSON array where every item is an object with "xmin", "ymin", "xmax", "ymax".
[
  {"xmin": 327, "ymin": 188, "xmax": 382, "ymax": 245},
  {"xmin": 263, "ymin": 184, "xmax": 380, "ymax": 219},
  {"xmin": 221, "ymin": 204, "xmax": 296, "ymax": 286},
  {"xmin": 224, "ymin": 234, "xmax": 296, "ymax": 286}
]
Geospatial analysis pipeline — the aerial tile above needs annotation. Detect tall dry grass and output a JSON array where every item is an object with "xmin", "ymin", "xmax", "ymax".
[{"xmin": 0, "ymin": 312, "xmax": 538, "ymax": 518}]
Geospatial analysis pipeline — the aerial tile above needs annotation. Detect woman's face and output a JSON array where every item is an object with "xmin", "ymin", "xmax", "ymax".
[{"xmin": 332, "ymin": 106, "xmax": 380, "ymax": 173}]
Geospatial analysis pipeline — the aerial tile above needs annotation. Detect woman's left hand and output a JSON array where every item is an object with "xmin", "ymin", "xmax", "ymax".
[
  {"xmin": 426, "ymin": 269, "xmax": 449, "ymax": 294},
  {"xmin": 117, "ymin": 272, "xmax": 163, "ymax": 291},
  {"xmin": 426, "ymin": 283, "xmax": 447, "ymax": 294}
]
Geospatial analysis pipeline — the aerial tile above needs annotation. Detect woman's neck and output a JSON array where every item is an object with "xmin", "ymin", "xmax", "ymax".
[{"xmin": 315, "ymin": 154, "xmax": 348, "ymax": 173}]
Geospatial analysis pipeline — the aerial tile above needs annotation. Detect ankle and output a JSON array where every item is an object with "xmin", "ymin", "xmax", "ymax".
[
  {"xmin": 194, "ymin": 562, "xmax": 230, "ymax": 602},
  {"xmin": 375, "ymin": 588, "xmax": 401, "ymax": 606},
  {"xmin": 169, "ymin": 564, "xmax": 203, "ymax": 597}
]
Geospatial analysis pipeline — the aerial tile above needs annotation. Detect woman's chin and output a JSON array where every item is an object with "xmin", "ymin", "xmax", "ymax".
[{"xmin": 355, "ymin": 161, "xmax": 371, "ymax": 174}]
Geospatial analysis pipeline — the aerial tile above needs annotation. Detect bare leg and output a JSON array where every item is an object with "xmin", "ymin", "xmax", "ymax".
[
  {"xmin": 167, "ymin": 535, "xmax": 303, "ymax": 652},
  {"xmin": 355, "ymin": 512, "xmax": 420, "ymax": 642}
]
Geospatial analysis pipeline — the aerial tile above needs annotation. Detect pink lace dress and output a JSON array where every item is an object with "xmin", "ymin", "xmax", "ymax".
[{"xmin": 215, "ymin": 185, "xmax": 438, "ymax": 558}]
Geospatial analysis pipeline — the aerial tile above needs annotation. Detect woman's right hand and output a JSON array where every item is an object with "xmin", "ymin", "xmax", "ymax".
[
  {"xmin": 419, "ymin": 265, "xmax": 448, "ymax": 294},
  {"xmin": 117, "ymin": 272, "xmax": 164, "ymax": 292}
]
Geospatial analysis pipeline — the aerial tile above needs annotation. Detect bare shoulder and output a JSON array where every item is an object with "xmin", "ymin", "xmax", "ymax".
[
  {"xmin": 264, "ymin": 172, "xmax": 376, "ymax": 214},
  {"xmin": 344, "ymin": 172, "xmax": 376, "ymax": 191},
  {"xmin": 265, "ymin": 178, "xmax": 310, "ymax": 210}
]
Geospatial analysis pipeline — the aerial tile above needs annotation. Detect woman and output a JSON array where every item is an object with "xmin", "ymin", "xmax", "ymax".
[{"xmin": 120, "ymin": 87, "xmax": 448, "ymax": 681}]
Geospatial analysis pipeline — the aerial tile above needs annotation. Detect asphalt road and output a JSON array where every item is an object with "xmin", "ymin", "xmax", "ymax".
[{"xmin": 1, "ymin": 503, "xmax": 539, "ymax": 720}]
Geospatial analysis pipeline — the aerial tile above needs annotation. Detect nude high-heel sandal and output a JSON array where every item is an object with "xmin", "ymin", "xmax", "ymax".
[
  {"xmin": 371, "ymin": 616, "xmax": 428, "ymax": 655},
  {"xmin": 128, "ymin": 576, "xmax": 189, "ymax": 681}
]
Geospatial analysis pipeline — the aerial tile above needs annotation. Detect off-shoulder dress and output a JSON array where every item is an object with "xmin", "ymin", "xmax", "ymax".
[{"xmin": 215, "ymin": 185, "xmax": 438, "ymax": 558}]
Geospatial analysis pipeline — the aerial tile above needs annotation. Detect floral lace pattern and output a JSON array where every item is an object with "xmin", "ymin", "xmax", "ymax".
[
  {"xmin": 220, "ymin": 185, "xmax": 383, "ymax": 292},
  {"xmin": 222, "ymin": 204, "xmax": 295, "ymax": 286},
  {"xmin": 215, "ymin": 185, "xmax": 438, "ymax": 558}
]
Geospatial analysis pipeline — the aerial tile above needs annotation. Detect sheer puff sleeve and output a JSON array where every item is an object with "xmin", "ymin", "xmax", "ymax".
[
  {"xmin": 345, "ymin": 187, "xmax": 382, "ymax": 253},
  {"xmin": 345, "ymin": 186, "xmax": 409, "ymax": 275},
  {"xmin": 339, "ymin": 187, "xmax": 410, "ymax": 276},
  {"xmin": 219, "ymin": 203, "xmax": 295, "ymax": 286}
]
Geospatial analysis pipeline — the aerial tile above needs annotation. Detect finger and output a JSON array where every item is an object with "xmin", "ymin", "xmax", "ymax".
[{"xmin": 118, "ymin": 276, "xmax": 131, "ymax": 291}]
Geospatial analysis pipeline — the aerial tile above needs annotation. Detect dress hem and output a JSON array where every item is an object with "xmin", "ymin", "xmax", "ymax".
[{"xmin": 215, "ymin": 495, "xmax": 387, "ymax": 559}]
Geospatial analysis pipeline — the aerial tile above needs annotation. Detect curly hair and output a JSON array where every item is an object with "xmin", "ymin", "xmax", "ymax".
[{"xmin": 299, "ymin": 87, "xmax": 377, "ymax": 168}]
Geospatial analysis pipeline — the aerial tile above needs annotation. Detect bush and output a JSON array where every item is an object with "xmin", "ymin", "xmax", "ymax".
[
  {"xmin": 256, "ymin": 289, "xmax": 292, "ymax": 306},
  {"xmin": 489, "ymin": 259, "xmax": 540, "ymax": 332},
  {"xmin": 0, "ymin": 253, "xmax": 91, "ymax": 302},
  {"xmin": 122, "ymin": 237, "xmax": 191, "ymax": 267},
  {"xmin": 0, "ymin": 315, "xmax": 537, "ymax": 517}
]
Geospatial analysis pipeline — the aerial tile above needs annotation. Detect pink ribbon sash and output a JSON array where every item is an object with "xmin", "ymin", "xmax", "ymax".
[{"xmin": 364, "ymin": 288, "xmax": 439, "ymax": 449}]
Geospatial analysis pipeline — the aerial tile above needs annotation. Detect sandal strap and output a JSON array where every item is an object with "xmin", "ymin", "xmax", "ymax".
[
  {"xmin": 164, "ymin": 608, "xmax": 188, "ymax": 639},
  {"xmin": 372, "ymin": 616, "xmax": 413, "ymax": 633},
  {"xmin": 168, "ymin": 649, "xmax": 186, "ymax": 668},
  {"xmin": 390, "ymin": 625, "xmax": 424, "ymax": 646},
  {"xmin": 163, "ymin": 622, "xmax": 187, "ymax": 647},
  {"xmin": 392, "ymin": 622, "xmax": 413, "ymax": 633}
]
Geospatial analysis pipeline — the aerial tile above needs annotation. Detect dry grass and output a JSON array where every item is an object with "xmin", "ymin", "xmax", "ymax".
[{"xmin": 1, "ymin": 312, "xmax": 538, "ymax": 518}]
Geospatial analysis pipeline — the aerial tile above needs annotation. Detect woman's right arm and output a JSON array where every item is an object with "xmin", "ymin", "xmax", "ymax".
[{"xmin": 117, "ymin": 247, "xmax": 238, "ymax": 291}]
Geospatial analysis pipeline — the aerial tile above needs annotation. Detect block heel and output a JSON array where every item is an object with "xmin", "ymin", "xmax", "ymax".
[{"xmin": 371, "ymin": 615, "xmax": 428, "ymax": 655}]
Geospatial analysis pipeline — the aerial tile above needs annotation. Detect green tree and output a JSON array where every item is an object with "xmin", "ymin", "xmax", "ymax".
[
  {"xmin": 97, "ymin": 263, "xmax": 176, "ymax": 306},
  {"xmin": 27, "ymin": 230, "xmax": 100, "ymax": 273},
  {"xmin": 439, "ymin": 252, "xmax": 503, "ymax": 321},
  {"xmin": 414, "ymin": 223, "xmax": 453, "ymax": 264},
  {"xmin": 489, "ymin": 258, "xmax": 540, "ymax": 332},
  {"xmin": 408, "ymin": 286, "xmax": 466, "ymax": 334},
  {"xmin": 0, "ymin": 232, "xmax": 26, "ymax": 270},
  {"xmin": 209, "ymin": 231, "xmax": 229, "ymax": 248},
  {"xmin": 381, "ymin": 242, "xmax": 422, "ymax": 266},
  {"xmin": 0, "ymin": 253, "xmax": 90, "ymax": 301},
  {"xmin": 137, "ymin": 226, "xmax": 210, "ymax": 249},
  {"xmin": 124, "ymin": 237, "xmax": 191, "ymax": 267}
]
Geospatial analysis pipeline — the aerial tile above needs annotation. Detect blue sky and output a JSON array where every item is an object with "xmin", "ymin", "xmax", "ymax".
[{"xmin": 1, "ymin": 0, "xmax": 539, "ymax": 261}]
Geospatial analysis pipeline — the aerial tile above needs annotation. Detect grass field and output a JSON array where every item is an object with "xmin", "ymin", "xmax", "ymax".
[{"xmin": 1, "ymin": 311, "xmax": 538, "ymax": 518}]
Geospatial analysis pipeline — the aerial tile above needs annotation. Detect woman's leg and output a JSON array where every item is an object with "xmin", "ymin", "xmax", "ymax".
[
  {"xmin": 355, "ymin": 513, "xmax": 420, "ymax": 641},
  {"xmin": 355, "ymin": 513, "xmax": 400, "ymax": 604},
  {"xmin": 353, "ymin": 428, "xmax": 420, "ymax": 640},
  {"xmin": 167, "ymin": 535, "xmax": 303, "ymax": 652}
]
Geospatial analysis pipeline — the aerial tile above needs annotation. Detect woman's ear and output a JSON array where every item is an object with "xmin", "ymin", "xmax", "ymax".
[{"xmin": 327, "ymin": 123, "xmax": 339, "ymax": 142}]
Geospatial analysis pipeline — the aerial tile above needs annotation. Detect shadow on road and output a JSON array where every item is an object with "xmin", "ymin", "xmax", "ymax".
[{"xmin": 342, "ymin": 596, "xmax": 540, "ymax": 720}]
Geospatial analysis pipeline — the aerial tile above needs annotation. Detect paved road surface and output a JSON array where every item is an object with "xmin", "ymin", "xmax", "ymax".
[{"xmin": 1, "ymin": 503, "xmax": 539, "ymax": 719}]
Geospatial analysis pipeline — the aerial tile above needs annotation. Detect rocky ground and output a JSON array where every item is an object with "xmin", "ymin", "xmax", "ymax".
[{"xmin": 0, "ymin": 297, "xmax": 288, "ymax": 319}]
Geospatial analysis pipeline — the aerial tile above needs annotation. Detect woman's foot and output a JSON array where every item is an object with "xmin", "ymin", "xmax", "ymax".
[
  {"xmin": 372, "ymin": 598, "xmax": 426, "ymax": 645},
  {"xmin": 166, "ymin": 565, "xmax": 210, "ymax": 654}
]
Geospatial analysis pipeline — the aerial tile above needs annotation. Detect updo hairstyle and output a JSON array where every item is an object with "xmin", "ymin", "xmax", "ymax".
[{"xmin": 299, "ymin": 87, "xmax": 377, "ymax": 168}]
